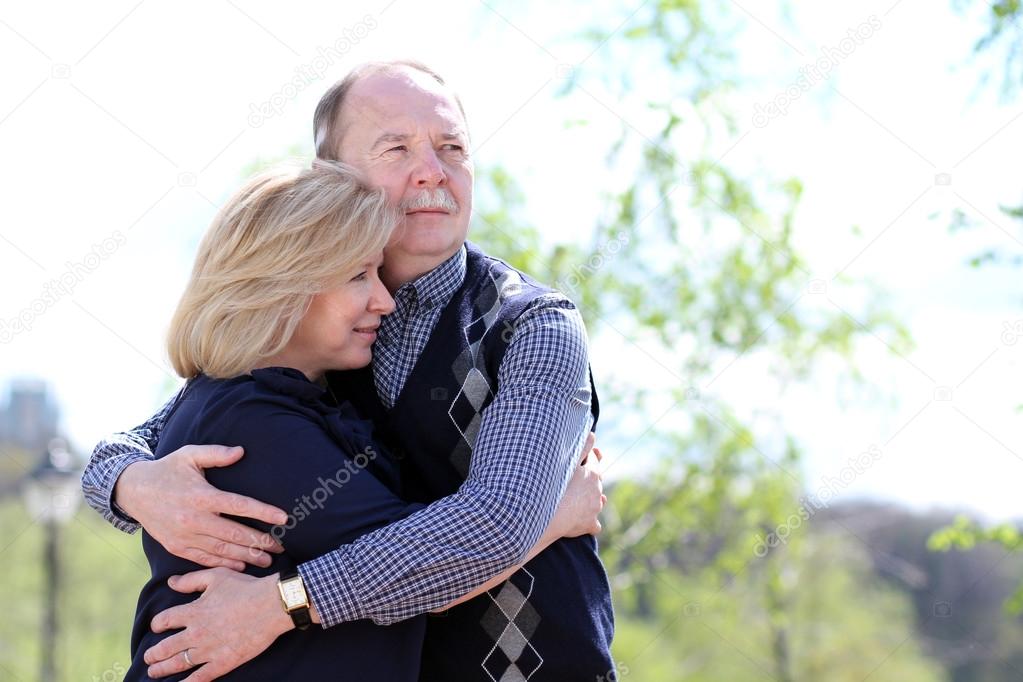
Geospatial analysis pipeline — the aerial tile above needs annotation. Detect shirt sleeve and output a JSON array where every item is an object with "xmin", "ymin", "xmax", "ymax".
[
  {"xmin": 80, "ymin": 387, "xmax": 182, "ymax": 534},
  {"xmin": 300, "ymin": 297, "xmax": 594, "ymax": 626}
]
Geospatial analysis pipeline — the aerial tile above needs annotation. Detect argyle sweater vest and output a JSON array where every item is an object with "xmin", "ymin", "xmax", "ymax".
[{"xmin": 329, "ymin": 243, "xmax": 615, "ymax": 681}]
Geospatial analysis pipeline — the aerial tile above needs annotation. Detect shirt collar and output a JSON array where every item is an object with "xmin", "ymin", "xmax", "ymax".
[{"xmin": 393, "ymin": 245, "xmax": 467, "ymax": 311}]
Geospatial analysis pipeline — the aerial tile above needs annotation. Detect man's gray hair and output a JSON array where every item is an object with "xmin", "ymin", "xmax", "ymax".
[{"xmin": 313, "ymin": 60, "xmax": 468, "ymax": 160}]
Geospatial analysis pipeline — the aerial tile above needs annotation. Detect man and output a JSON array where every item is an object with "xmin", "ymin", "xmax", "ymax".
[{"xmin": 82, "ymin": 60, "xmax": 614, "ymax": 681}]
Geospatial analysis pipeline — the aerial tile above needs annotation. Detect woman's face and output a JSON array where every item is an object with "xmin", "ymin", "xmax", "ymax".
[{"xmin": 274, "ymin": 252, "xmax": 395, "ymax": 380}]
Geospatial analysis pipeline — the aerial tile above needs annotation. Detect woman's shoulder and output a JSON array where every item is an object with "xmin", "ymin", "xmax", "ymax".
[
  {"xmin": 184, "ymin": 368, "xmax": 325, "ymax": 410},
  {"xmin": 166, "ymin": 369, "xmax": 328, "ymax": 441},
  {"xmin": 167, "ymin": 368, "xmax": 385, "ymax": 470}
]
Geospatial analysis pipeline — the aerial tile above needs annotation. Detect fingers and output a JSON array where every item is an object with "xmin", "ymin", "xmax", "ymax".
[
  {"xmin": 204, "ymin": 490, "xmax": 288, "ymax": 528},
  {"xmin": 172, "ymin": 514, "xmax": 282, "ymax": 569},
  {"xmin": 578, "ymin": 432, "xmax": 596, "ymax": 465},
  {"xmin": 147, "ymin": 648, "xmax": 202, "ymax": 679},
  {"xmin": 144, "ymin": 629, "xmax": 195, "ymax": 668},
  {"xmin": 151, "ymin": 601, "xmax": 198, "ymax": 634},
  {"xmin": 183, "ymin": 444, "xmax": 246, "ymax": 469},
  {"xmin": 205, "ymin": 537, "xmax": 274, "ymax": 570},
  {"xmin": 166, "ymin": 567, "xmax": 224, "ymax": 595},
  {"xmin": 180, "ymin": 548, "xmax": 247, "ymax": 572},
  {"xmin": 201, "ymin": 514, "xmax": 285, "ymax": 559},
  {"xmin": 592, "ymin": 446, "xmax": 603, "ymax": 462}
]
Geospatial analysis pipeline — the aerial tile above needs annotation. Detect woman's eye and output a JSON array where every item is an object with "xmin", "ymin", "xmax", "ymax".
[
  {"xmin": 387, "ymin": 145, "xmax": 407, "ymax": 153},
  {"xmin": 351, "ymin": 272, "xmax": 368, "ymax": 282}
]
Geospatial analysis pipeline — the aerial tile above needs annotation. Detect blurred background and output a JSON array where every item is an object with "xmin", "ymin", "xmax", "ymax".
[{"xmin": 2, "ymin": 0, "xmax": 1022, "ymax": 679}]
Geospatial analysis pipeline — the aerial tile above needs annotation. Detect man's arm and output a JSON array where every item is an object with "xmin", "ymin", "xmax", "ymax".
[
  {"xmin": 80, "ymin": 387, "xmax": 287, "ymax": 570},
  {"xmin": 433, "ymin": 439, "xmax": 605, "ymax": 611},
  {"xmin": 302, "ymin": 297, "xmax": 593, "ymax": 626},
  {"xmin": 142, "ymin": 437, "xmax": 604, "ymax": 681},
  {"xmin": 81, "ymin": 390, "xmax": 180, "ymax": 533}
]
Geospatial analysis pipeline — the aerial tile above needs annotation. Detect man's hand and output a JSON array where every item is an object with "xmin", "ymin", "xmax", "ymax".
[
  {"xmin": 144, "ymin": 568, "xmax": 295, "ymax": 680},
  {"xmin": 551, "ymin": 433, "xmax": 606, "ymax": 538},
  {"xmin": 115, "ymin": 445, "xmax": 288, "ymax": 570}
]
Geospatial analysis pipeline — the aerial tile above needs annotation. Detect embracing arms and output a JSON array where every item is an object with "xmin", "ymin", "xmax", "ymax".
[
  {"xmin": 81, "ymin": 300, "xmax": 594, "ymax": 618},
  {"xmin": 82, "ymin": 395, "xmax": 287, "ymax": 570},
  {"xmin": 142, "ymin": 424, "xmax": 603, "ymax": 680},
  {"xmin": 81, "ymin": 300, "xmax": 602, "ymax": 679}
]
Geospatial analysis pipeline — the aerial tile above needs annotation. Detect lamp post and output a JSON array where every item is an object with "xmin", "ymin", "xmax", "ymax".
[{"xmin": 21, "ymin": 438, "xmax": 81, "ymax": 682}]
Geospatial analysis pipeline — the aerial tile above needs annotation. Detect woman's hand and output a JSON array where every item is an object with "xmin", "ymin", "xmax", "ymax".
[{"xmin": 550, "ymin": 432, "xmax": 606, "ymax": 539}]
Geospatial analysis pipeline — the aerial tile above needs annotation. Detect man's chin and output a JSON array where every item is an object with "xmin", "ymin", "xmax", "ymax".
[{"xmin": 386, "ymin": 229, "xmax": 467, "ymax": 262}]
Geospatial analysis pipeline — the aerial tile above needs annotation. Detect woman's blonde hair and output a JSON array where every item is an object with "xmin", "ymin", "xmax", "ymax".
[{"xmin": 167, "ymin": 160, "xmax": 397, "ymax": 379}]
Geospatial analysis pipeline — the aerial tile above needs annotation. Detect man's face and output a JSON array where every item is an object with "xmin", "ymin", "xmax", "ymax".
[{"xmin": 336, "ymin": 70, "xmax": 473, "ymax": 277}]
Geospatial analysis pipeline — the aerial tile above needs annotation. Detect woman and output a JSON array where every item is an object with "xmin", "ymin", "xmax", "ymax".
[{"xmin": 125, "ymin": 161, "xmax": 601, "ymax": 680}]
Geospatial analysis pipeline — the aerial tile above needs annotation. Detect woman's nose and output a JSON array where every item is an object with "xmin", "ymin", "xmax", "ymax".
[{"xmin": 371, "ymin": 278, "xmax": 396, "ymax": 315}]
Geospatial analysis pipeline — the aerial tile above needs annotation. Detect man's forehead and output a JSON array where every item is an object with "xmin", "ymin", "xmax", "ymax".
[
  {"xmin": 336, "ymin": 68, "xmax": 469, "ymax": 152},
  {"xmin": 350, "ymin": 71, "xmax": 460, "ymax": 116},
  {"xmin": 348, "ymin": 102, "xmax": 465, "ymax": 133}
]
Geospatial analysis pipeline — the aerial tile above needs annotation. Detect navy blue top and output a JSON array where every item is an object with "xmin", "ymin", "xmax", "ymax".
[{"xmin": 125, "ymin": 368, "xmax": 426, "ymax": 681}]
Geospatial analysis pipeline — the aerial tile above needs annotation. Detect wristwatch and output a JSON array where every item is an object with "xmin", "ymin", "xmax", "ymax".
[{"xmin": 278, "ymin": 571, "xmax": 312, "ymax": 630}]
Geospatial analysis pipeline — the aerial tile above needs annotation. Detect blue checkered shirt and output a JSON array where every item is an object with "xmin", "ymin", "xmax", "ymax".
[{"xmin": 81, "ymin": 245, "xmax": 594, "ymax": 626}]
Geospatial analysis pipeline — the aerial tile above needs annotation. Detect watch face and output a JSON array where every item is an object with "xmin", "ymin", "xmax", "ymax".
[{"xmin": 281, "ymin": 579, "xmax": 308, "ymax": 608}]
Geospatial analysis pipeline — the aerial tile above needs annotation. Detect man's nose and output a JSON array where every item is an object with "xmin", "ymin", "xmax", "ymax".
[{"xmin": 412, "ymin": 149, "xmax": 446, "ymax": 187}]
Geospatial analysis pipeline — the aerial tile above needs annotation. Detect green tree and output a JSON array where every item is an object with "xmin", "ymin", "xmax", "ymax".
[
  {"xmin": 471, "ymin": 1, "xmax": 936, "ymax": 679},
  {"xmin": 930, "ymin": 2, "xmax": 1023, "ymax": 641}
]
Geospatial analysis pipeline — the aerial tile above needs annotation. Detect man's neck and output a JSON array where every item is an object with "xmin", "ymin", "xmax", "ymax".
[{"xmin": 381, "ymin": 248, "xmax": 461, "ymax": 293}]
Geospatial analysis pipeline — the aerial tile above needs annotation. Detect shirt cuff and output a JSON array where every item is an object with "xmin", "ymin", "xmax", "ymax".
[
  {"xmin": 101, "ymin": 451, "xmax": 151, "ymax": 534},
  {"xmin": 298, "ymin": 551, "xmax": 363, "ymax": 628}
]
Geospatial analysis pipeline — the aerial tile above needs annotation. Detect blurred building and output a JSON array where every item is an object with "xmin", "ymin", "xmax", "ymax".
[
  {"xmin": 0, "ymin": 379, "xmax": 59, "ymax": 452},
  {"xmin": 0, "ymin": 379, "xmax": 62, "ymax": 496}
]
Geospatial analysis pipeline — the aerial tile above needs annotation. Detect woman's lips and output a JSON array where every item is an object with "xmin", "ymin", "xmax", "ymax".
[{"xmin": 354, "ymin": 326, "xmax": 379, "ymax": 341}]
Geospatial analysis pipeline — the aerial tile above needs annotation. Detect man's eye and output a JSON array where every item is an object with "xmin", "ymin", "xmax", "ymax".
[{"xmin": 442, "ymin": 144, "xmax": 463, "ymax": 151}]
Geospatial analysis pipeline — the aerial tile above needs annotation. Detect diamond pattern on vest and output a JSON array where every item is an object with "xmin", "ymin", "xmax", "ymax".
[
  {"xmin": 442, "ymin": 266, "xmax": 548, "ymax": 679},
  {"xmin": 480, "ymin": 569, "xmax": 543, "ymax": 681},
  {"xmin": 445, "ymin": 268, "xmax": 525, "ymax": 473}
]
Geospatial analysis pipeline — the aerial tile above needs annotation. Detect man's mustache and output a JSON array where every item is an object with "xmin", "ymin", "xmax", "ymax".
[{"xmin": 398, "ymin": 188, "xmax": 458, "ymax": 213}]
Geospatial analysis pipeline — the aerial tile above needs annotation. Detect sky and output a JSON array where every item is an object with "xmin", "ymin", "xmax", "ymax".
[{"xmin": 1, "ymin": 0, "xmax": 1021, "ymax": 520}]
